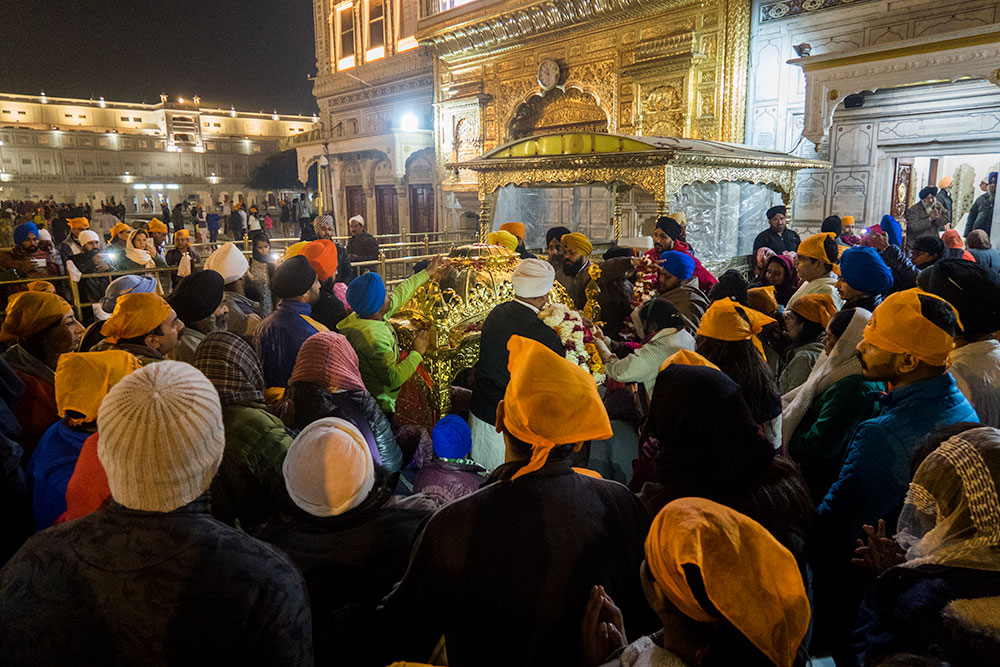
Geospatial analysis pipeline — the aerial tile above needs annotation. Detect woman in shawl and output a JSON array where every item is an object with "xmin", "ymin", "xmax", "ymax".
[
  {"xmin": 751, "ymin": 254, "xmax": 800, "ymax": 306},
  {"xmin": 119, "ymin": 229, "xmax": 165, "ymax": 271},
  {"xmin": 247, "ymin": 231, "xmax": 276, "ymax": 315}
]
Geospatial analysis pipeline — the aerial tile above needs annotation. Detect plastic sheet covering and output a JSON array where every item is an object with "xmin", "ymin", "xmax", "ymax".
[
  {"xmin": 493, "ymin": 184, "xmax": 615, "ymax": 249},
  {"xmin": 670, "ymin": 182, "xmax": 782, "ymax": 264}
]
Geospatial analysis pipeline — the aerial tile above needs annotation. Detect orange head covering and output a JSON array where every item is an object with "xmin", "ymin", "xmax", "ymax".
[
  {"xmin": 747, "ymin": 285, "xmax": 779, "ymax": 317},
  {"xmin": 658, "ymin": 349, "xmax": 721, "ymax": 373},
  {"xmin": 499, "ymin": 222, "xmax": 526, "ymax": 241},
  {"xmin": 147, "ymin": 218, "xmax": 168, "ymax": 234},
  {"xmin": 68, "ymin": 217, "xmax": 90, "ymax": 231},
  {"xmin": 939, "ymin": 176, "xmax": 953, "ymax": 189},
  {"xmin": 100, "ymin": 293, "xmax": 173, "ymax": 344},
  {"xmin": 488, "ymin": 230, "xmax": 518, "ymax": 253},
  {"xmin": 503, "ymin": 335, "xmax": 612, "ymax": 480},
  {"xmin": 840, "ymin": 215, "xmax": 855, "ymax": 227},
  {"xmin": 301, "ymin": 239, "xmax": 339, "ymax": 281},
  {"xmin": 0, "ymin": 291, "xmax": 72, "ymax": 343},
  {"xmin": 55, "ymin": 351, "xmax": 140, "ymax": 425},
  {"xmin": 789, "ymin": 293, "xmax": 837, "ymax": 328},
  {"xmin": 862, "ymin": 288, "xmax": 961, "ymax": 367},
  {"xmin": 174, "ymin": 229, "xmax": 190, "ymax": 242},
  {"xmin": 27, "ymin": 280, "xmax": 56, "ymax": 294},
  {"xmin": 645, "ymin": 498, "xmax": 810, "ymax": 667},
  {"xmin": 284, "ymin": 240, "xmax": 309, "ymax": 260},
  {"xmin": 109, "ymin": 222, "xmax": 132, "ymax": 240},
  {"xmin": 561, "ymin": 232, "xmax": 593, "ymax": 257},
  {"xmin": 797, "ymin": 232, "xmax": 840, "ymax": 273},
  {"xmin": 942, "ymin": 229, "xmax": 964, "ymax": 250},
  {"xmin": 696, "ymin": 298, "xmax": 776, "ymax": 360}
]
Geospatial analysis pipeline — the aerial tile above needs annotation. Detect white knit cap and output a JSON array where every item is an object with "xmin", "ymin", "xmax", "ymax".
[
  {"xmin": 97, "ymin": 361, "xmax": 225, "ymax": 512},
  {"xmin": 349, "ymin": 214, "xmax": 365, "ymax": 227},
  {"xmin": 78, "ymin": 230, "xmax": 101, "ymax": 246},
  {"xmin": 283, "ymin": 417, "xmax": 375, "ymax": 517},
  {"xmin": 512, "ymin": 258, "xmax": 556, "ymax": 299},
  {"xmin": 204, "ymin": 243, "xmax": 249, "ymax": 284}
]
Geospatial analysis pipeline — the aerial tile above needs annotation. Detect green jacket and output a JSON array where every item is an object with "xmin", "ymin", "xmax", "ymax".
[
  {"xmin": 337, "ymin": 270, "xmax": 429, "ymax": 413},
  {"xmin": 210, "ymin": 403, "xmax": 292, "ymax": 531}
]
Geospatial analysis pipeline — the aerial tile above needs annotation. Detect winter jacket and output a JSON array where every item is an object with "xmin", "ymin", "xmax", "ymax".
[
  {"xmin": 309, "ymin": 280, "xmax": 348, "ymax": 331},
  {"xmin": 0, "ymin": 496, "xmax": 314, "ymax": 666},
  {"xmin": 842, "ymin": 292, "xmax": 882, "ymax": 312},
  {"xmin": 337, "ymin": 270, "xmax": 429, "ymax": 413},
  {"xmin": 413, "ymin": 457, "xmax": 487, "ymax": 507},
  {"xmin": 753, "ymin": 227, "xmax": 802, "ymax": 254},
  {"xmin": 346, "ymin": 232, "xmax": 380, "ymax": 262},
  {"xmin": 0, "ymin": 355, "xmax": 27, "ymax": 565},
  {"xmin": 779, "ymin": 341, "xmax": 825, "ymax": 394},
  {"xmin": 280, "ymin": 382, "xmax": 403, "ymax": 472},
  {"xmin": 1, "ymin": 345, "xmax": 57, "ymax": 464},
  {"xmin": 27, "ymin": 420, "xmax": 92, "ymax": 531},
  {"xmin": 211, "ymin": 404, "xmax": 293, "ymax": 531},
  {"xmin": 967, "ymin": 192, "xmax": 995, "ymax": 237},
  {"xmin": 968, "ymin": 246, "xmax": 1000, "ymax": 273},
  {"xmin": 904, "ymin": 201, "xmax": 950, "ymax": 241},
  {"xmin": 603, "ymin": 327, "xmax": 696, "ymax": 397},
  {"xmin": 654, "ymin": 278, "xmax": 710, "ymax": 333},
  {"xmin": 66, "ymin": 248, "xmax": 111, "ymax": 307},
  {"xmin": 255, "ymin": 300, "xmax": 328, "ymax": 389}
]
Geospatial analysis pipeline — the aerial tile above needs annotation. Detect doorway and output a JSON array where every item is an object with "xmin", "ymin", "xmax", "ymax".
[
  {"xmin": 346, "ymin": 186, "xmax": 367, "ymax": 224},
  {"xmin": 409, "ymin": 185, "xmax": 435, "ymax": 234},
  {"xmin": 375, "ymin": 186, "xmax": 399, "ymax": 235},
  {"xmin": 890, "ymin": 154, "xmax": 999, "ymax": 234}
]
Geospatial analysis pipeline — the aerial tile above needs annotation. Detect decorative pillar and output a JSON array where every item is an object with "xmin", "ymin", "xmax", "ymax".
[
  {"xmin": 362, "ymin": 159, "xmax": 376, "ymax": 233},
  {"xmin": 478, "ymin": 190, "xmax": 491, "ymax": 243},
  {"xmin": 396, "ymin": 181, "xmax": 410, "ymax": 236}
]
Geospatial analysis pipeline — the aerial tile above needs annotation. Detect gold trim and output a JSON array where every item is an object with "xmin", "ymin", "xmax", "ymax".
[{"xmin": 722, "ymin": 0, "xmax": 751, "ymax": 143}]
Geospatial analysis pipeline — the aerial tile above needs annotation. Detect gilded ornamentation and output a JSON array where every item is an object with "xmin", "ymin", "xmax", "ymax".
[
  {"xmin": 721, "ymin": 0, "xmax": 752, "ymax": 143},
  {"xmin": 759, "ymin": 0, "xmax": 879, "ymax": 24},
  {"xmin": 664, "ymin": 164, "xmax": 797, "ymax": 203},
  {"xmin": 509, "ymin": 88, "xmax": 610, "ymax": 140},
  {"xmin": 641, "ymin": 84, "xmax": 685, "ymax": 136}
]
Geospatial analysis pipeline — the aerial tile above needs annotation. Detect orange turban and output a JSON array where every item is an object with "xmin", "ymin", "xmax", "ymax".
[
  {"xmin": 301, "ymin": 240, "xmax": 339, "ymax": 281},
  {"xmin": 109, "ymin": 222, "xmax": 132, "ymax": 240},
  {"xmin": 645, "ymin": 498, "xmax": 810, "ymax": 667},
  {"xmin": 0, "ymin": 291, "xmax": 72, "ymax": 343},
  {"xmin": 561, "ymin": 232, "xmax": 593, "ymax": 257},
  {"xmin": 503, "ymin": 335, "xmax": 612, "ymax": 480},
  {"xmin": 174, "ymin": 229, "xmax": 190, "ymax": 242},
  {"xmin": 27, "ymin": 281, "xmax": 56, "ymax": 294},
  {"xmin": 499, "ymin": 222, "xmax": 525, "ymax": 241},
  {"xmin": 284, "ymin": 241, "xmax": 309, "ymax": 260},
  {"xmin": 56, "ymin": 351, "xmax": 140, "ymax": 425},
  {"xmin": 747, "ymin": 285, "xmax": 779, "ymax": 317},
  {"xmin": 100, "ymin": 293, "xmax": 173, "ymax": 344},
  {"xmin": 790, "ymin": 293, "xmax": 837, "ymax": 328},
  {"xmin": 939, "ymin": 176, "xmax": 953, "ymax": 189},
  {"xmin": 841, "ymin": 215, "xmax": 855, "ymax": 227},
  {"xmin": 658, "ymin": 349, "xmax": 720, "ymax": 373},
  {"xmin": 696, "ymin": 298, "xmax": 776, "ymax": 360},
  {"xmin": 147, "ymin": 218, "xmax": 168, "ymax": 234},
  {"xmin": 941, "ymin": 229, "xmax": 964, "ymax": 250},
  {"xmin": 68, "ymin": 217, "xmax": 90, "ymax": 231},
  {"xmin": 488, "ymin": 230, "xmax": 518, "ymax": 253},
  {"xmin": 862, "ymin": 288, "xmax": 961, "ymax": 367},
  {"xmin": 797, "ymin": 232, "xmax": 840, "ymax": 273}
]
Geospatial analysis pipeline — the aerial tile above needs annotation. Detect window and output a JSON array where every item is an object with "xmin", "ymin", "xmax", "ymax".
[
  {"xmin": 78, "ymin": 115, "xmax": 86, "ymax": 119},
  {"xmin": 64, "ymin": 114, "xmax": 73, "ymax": 118},
  {"xmin": 336, "ymin": 2, "xmax": 355, "ymax": 70},
  {"xmin": 397, "ymin": 0, "xmax": 418, "ymax": 52},
  {"xmin": 214, "ymin": 122, "xmax": 221, "ymax": 127},
  {"xmin": 1, "ymin": 110, "xmax": 10, "ymax": 114},
  {"xmin": 366, "ymin": 0, "xmax": 385, "ymax": 61},
  {"xmin": 133, "ymin": 117, "xmax": 141, "ymax": 122},
  {"xmin": 17, "ymin": 110, "xmax": 25, "ymax": 115},
  {"xmin": 121, "ymin": 116, "xmax": 130, "ymax": 121}
]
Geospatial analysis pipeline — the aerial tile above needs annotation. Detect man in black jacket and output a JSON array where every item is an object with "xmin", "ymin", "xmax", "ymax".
[
  {"xmin": 753, "ymin": 205, "xmax": 802, "ymax": 254},
  {"xmin": 469, "ymin": 258, "xmax": 564, "ymax": 470}
]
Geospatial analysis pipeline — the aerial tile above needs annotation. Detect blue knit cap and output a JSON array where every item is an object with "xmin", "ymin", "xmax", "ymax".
[
  {"xmin": 13, "ymin": 222, "xmax": 38, "ymax": 246},
  {"xmin": 657, "ymin": 250, "xmax": 696, "ymax": 281},
  {"xmin": 839, "ymin": 246, "xmax": 893, "ymax": 294},
  {"xmin": 432, "ymin": 415, "xmax": 472, "ymax": 460},
  {"xmin": 880, "ymin": 214, "xmax": 902, "ymax": 247},
  {"xmin": 99, "ymin": 274, "xmax": 158, "ymax": 315},
  {"xmin": 346, "ymin": 272, "xmax": 387, "ymax": 318}
]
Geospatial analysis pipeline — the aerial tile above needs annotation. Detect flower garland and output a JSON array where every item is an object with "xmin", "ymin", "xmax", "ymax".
[{"xmin": 538, "ymin": 301, "xmax": 605, "ymax": 384}]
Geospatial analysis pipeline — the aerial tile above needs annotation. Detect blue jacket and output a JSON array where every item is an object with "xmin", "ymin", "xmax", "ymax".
[
  {"xmin": 817, "ymin": 373, "xmax": 978, "ymax": 555},
  {"xmin": 254, "ymin": 300, "xmax": 328, "ymax": 388},
  {"xmin": 28, "ymin": 420, "xmax": 92, "ymax": 531}
]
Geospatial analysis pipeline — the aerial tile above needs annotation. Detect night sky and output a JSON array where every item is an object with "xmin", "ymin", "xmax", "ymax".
[{"xmin": 1, "ymin": 0, "xmax": 318, "ymax": 114}]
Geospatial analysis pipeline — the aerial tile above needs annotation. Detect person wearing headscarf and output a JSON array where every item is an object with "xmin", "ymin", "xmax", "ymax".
[
  {"xmin": 119, "ymin": 228, "xmax": 162, "ymax": 272},
  {"xmin": 300, "ymin": 239, "xmax": 348, "ymax": 330},
  {"xmin": 783, "ymin": 308, "xmax": 884, "ymax": 503},
  {"xmin": 904, "ymin": 186, "xmax": 950, "ymax": 245},
  {"xmin": 145, "ymin": 218, "xmax": 170, "ymax": 258},
  {"xmin": 643, "ymin": 249, "xmax": 710, "ymax": 334},
  {"xmin": 854, "ymin": 426, "xmax": 1000, "ymax": 664},
  {"xmin": 0, "ymin": 221, "xmax": 62, "ymax": 293},
  {"xmin": 753, "ymin": 205, "xmax": 802, "ymax": 254},
  {"xmin": 413, "ymin": 415, "xmax": 486, "ymax": 507},
  {"xmin": 247, "ymin": 231, "xmax": 276, "ymax": 315},
  {"xmin": 545, "ymin": 225, "xmax": 572, "ymax": 289},
  {"xmin": 93, "ymin": 292, "xmax": 184, "ymax": 365},
  {"xmin": 0, "ymin": 361, "xmax": 314, "ymax": 665},
  {"xmin": 205, "ymin": 242, "xmax": 263, "ymax": 335},
  {"xmin": 194, "ymin": 331, "xmax": 293, "ymax": 530},
  {"xmin": 0, "ymin": 292, "xmax": 83, "ymax": 463},
  {"xmin": 586, "ymin": 498, "xmax": 810, "ymax": 667},
  {"xmin": 470, "ymin": 258, "xmax": 565, "ymax": 470},
  {"xmin": 939, "ymin": 229, "xmax": 975, "ymax": 263},
  {"xmin": 966, "ymin": 170, "xmax": 996, "ymax": 238},
  {"xmin": 649, "ymin": 215, "xmax": 718, "ymax": 292},
  {"xmin": 836, "ymin": 245, "xmax": 893, "ymax": 311},
  {"xmin": 814, "ymin": 289, "xmax": 978, "ymax": 660},
  {"xmin": 166, "ymin": 270, "xmax": 228, "ymax": 365},
  {"xmin": 278, "ymin": 331, "xmax": 402, "ymax": 471},
  {"xmin": 347, "ymin": 214, "xmax": 380, "ymax": 262},
  {"xmin": 966, "ymin": 228, "xmax": 1000, "ymax": 272},
  {"xmin": 919, "ymin": 259, "xmax": 1000, "ymax": 427},
  {"xmin": 560, "ymin": 232, "xmax": 596, "ymax": 310},
  {"xmin": 936, "ymin": 175, "xmax": 954, "ymax": 218},
  {"xmin": 753, "ymin": 246, "xmax": 776, "ymax": 282},
  {"xmin": 28, "ymin": 351, "xmax": 139, "ymax": 530},
  {"xmin": 78, "ymin": 274, "xmax": 158, "ymax": 351},
  {"xmin": 498, "ymin": 222, "xmax": 535, "ymax": 259},
  {"xmin": 788, "ymin": 232, "xmax": 843, "ymax": 309},
  {"xmin": 255, "ymin": 417, "xmax": 432, "ymax": 665},
  {"xmin": 751, "ymin": 253, "xmax": 800, "ymax": 307},
  {"xmin": 164, "ymin": 228, "xmax": 201, "ymax": 272},
  {"xmin": 339, "ymin": 255, "xmax": 450, "ymax": 415},
  {"xmin": 779, "ymin": 293, "xmax": 837, "ymax": 394},
  {"xmin": 487, "ymin": 229, "xmax": 519, "ymax": 254},
  {"xmin": 57, "ymin": 217, "xmax": 91, "ymax": 265},
  {"xmin": 378, "ymin": 335, "xmax": 650, "ymax": 667}
]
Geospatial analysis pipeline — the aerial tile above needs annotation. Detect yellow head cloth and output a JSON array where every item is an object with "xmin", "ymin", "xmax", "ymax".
[
  {"xmin": 109, "ymin": 222, "xmax": 132, "ymax": 240},
  {"xmin": 667, "ymin": 211, "xmax": 687, "ymax": 226},
  {"xmin": 284, "ymin": 241, "xmax": 309, "ymax": 260},
  {"xmin": 696, "ymin": 298, "xmax": 776, "ymax": 360},
  {"xmin": 561, "ymin": 232, "xmax": 593, "ymax": 257},
  {"xmin": 797, "ymin": 232, "xmax": 840, "ymax": 273},
  {"xmin": 862, "ymin": 288, "xmax": 961, "ymax": 367},
  {"xmin": 645, "ymin": 498, "xmax": 810, "ymax": 667},
  {"xmin": 488, "ymin": 230, "xmax": 519, "ymax": 253},
  {"xmin": 499, "ymin": 222, "xmax": 526, "ymax": 241},
  {"xmin": 790, "ymin": 293, "xmax": 837, "ymax": 328},
  {"xmin": 100, "ymin": 293, "xmax": 173, "ymax": 344},
  {"xmin": 174, "ymin": 229, "xmax": 190, "ymax": 242},
  {"xmin": 55, "ymin": 351, "xmax": 140, "ymax": 425},
  {"xmin": 658, "ymin": 349, "xmax": 721, "ymax": 373},
  {"xmin": 747, "ymin": 285, "xmax": 779, "ymax": 317},
  {"xmin": 147, "ymin": 218, "xmax": 169, "ymax": 234},
  {"xmin": 841, "ymin": 215, "xmax": 855, "ymax": 227},
  {"xmin": 68, "ymin": 217, "xmax": 90, "ymax": 231},
  {"xmin": 503, "ymin": 335, "xmax": 612, "ymax": 480},
  {"xmin": 0, "ymin": 291, "xmax": 72, "ymax": 343},
  {"xmin": 27, "ymin": 281, "xmax": 56, "ymax": 294}
]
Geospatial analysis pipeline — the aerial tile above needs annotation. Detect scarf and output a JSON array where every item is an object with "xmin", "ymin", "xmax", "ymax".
[
  {"xmin": 193, "ymin": 331, "xmax": 266, "ymax": 406},
  {"xmin": 125, "ymin": 230, "xmax": 155, "ymax": 269}
]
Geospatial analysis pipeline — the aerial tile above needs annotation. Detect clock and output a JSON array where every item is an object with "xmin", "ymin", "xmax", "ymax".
[{"xmin": 537, "ymin": 59, "xmax": 561, "ymax": 91}]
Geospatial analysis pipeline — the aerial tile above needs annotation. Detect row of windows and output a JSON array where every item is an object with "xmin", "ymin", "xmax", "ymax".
[
  {"xmin": 1, "ymin": 110, "xmax": 27, "ymax": 115},
  {"xmin": 331, "ymin": 0, "xmax": 418, "ymax": 72}
]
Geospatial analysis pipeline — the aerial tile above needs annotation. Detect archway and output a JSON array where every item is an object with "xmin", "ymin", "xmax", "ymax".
[{"xmin": 507, "ymin": 87, "xmax": 609, "ymax": 141}]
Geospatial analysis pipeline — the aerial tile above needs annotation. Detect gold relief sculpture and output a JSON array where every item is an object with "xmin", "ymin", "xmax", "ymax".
[
  {"xmin": 509, "ymin": 88, "xmax": 610, "ymax": 140},
  {"xmin": 640, "ymin": 85, "xmax": 685, "ymax": 136}
]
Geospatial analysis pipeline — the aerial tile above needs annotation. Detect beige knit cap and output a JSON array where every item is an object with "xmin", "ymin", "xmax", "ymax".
[{"xmin": 97, "ymin": 360, "xmax": 225, "ymax": 512}]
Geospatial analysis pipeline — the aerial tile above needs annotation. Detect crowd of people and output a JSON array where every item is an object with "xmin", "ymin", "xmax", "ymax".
[{"xmin": 0, "ymin": 191, "xmax": 999, "ymax": 667}]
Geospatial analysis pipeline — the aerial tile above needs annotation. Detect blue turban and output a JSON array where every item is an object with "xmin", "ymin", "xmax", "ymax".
[
  {"xmin": 880, "ymin": 214, "xmax": 902, "ymax": 247},
  {"xmin": 432, "ymin": 414, "xmax": 472, "ymax": 460},
  {"xmin": 346, "ymin": 272, "xmax": 387, "ymax": 318},
  {"xmin": 657, "ymin": 250, "xmax": 696, "ymax": 281},
  {"xmin": 13, "ymin": 222, "xmax": 38, "ymax": 246},
  {"xmin": 839, "ymin": 246, "xmax": 893, "ymax": 294},
  {"xmin": 990, "ymin": 171, "xmax": 998, "ymax": 184}
]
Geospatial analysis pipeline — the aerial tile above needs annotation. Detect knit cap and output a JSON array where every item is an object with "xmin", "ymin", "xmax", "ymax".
[
  {"xmin": 283, "ymin": 417, "xmax": 375, "ymax": 517},
  {"xmin": 97, "ymin": 361, "xmax": 225, "ymax": 512},
  {"xmin": 290, "ymin": 331, "xmax": 366, "ymax": 391},
  {"xmin": 78, "ymin": 230, "xmax": 101, "ymax": 246}
]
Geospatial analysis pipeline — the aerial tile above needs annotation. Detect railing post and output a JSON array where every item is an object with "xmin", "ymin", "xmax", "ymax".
[
  {"xmin": 68, "ymin": 278, "xmax": 83, "ymax": 321},
  {"xmin": 377, "ymin": 249, "xmax": 387, "ymax": 278},
  {"xmin": 423, "ymin": 234, "xmax": 430, "ymax": 255}
]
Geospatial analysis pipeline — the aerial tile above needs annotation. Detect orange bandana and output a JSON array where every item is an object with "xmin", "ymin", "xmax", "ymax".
[
  {"xmin": 747, "ymin": 285, "xmax": 779, "ymax": 316},
  {"xmin": 499, "ymin": 222, "xmax": 526, "ymax": 241},
  {"xmin": 174, "ymin": 229, "xmax": 190, "ymax": 242},
  {"xmin": 68, "ymin": 217, "xmax": 90, "ymax": 231},
  {"xmin": 797, "ymin": 232, "xmax": 840, "ymax": 273},
  {"xmin": 696, "ymin": 298, "xmax": 776, "ymax": 360},
  {"xmin": 147, "ymin": 218, "xmax": 168, "ymax": 234},
  {"xmin": 109, "ymin": 222, "xmax": 132, "ymax": 240},
  {"xmin": 658, "ymin": 349, "xmax": 721, "ymax": 373},
  {"xmin": 862, "ymin": 288, "xmax": 961, "ymax": 367},
  {"xmin": 100, "ymin": 293, "xmax": 172, "ymax": 344},
  {"xmin": 0, "ymin": 291, "xmax": 72, "ymax": 343},
  {"xmin": 503, "ymin": 336, "xmax": 612, "ymax": 480},
  {"xmin": 790, "ymin": 293, "xmax": 837, "ymax": 328},
  {"xmin": 56, "ymin": 351, "xmax": 140, "ymax": 425}
]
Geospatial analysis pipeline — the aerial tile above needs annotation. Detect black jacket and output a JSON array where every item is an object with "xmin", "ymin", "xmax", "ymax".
[
  {"xmin": 470, "ymin": 300, "xmax": 564, "ymax": 425},
  {"xmin": 310, "ymin": 280, "xmax": 348, "ymax": 331},
  {"xmin": 67, "ymin": 249, "xmax": 111, "ymax": 306},
  {"xmin": 879, "ymin": 245, "xmax": 932, "ymax": 293},
  {"xmin": 753, "ymin": 227, "xmax": 802, "ymax": 254}
]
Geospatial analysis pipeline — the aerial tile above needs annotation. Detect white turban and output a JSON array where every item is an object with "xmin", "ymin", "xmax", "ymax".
[
  {"xmin": 78, "ymin": 230, "xmax": 101, "ymax": 246},
  {"xmin": 37, "ymin": 228, "xmax": 52, "ymax": 242},
  {"xmin": 349, "ymin": 215, "xmax": 365, "ymax": 227},
  {"xmin": 204, "ymin": 243, "xmax": 249, "ymax": 284},
  {"xmin": 512, "ymin": 258, "xmax": 555, "ymax": 299},
  {"xmin": 283, "ymin": 417, "xmax": 375, "ymax": 517}
]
